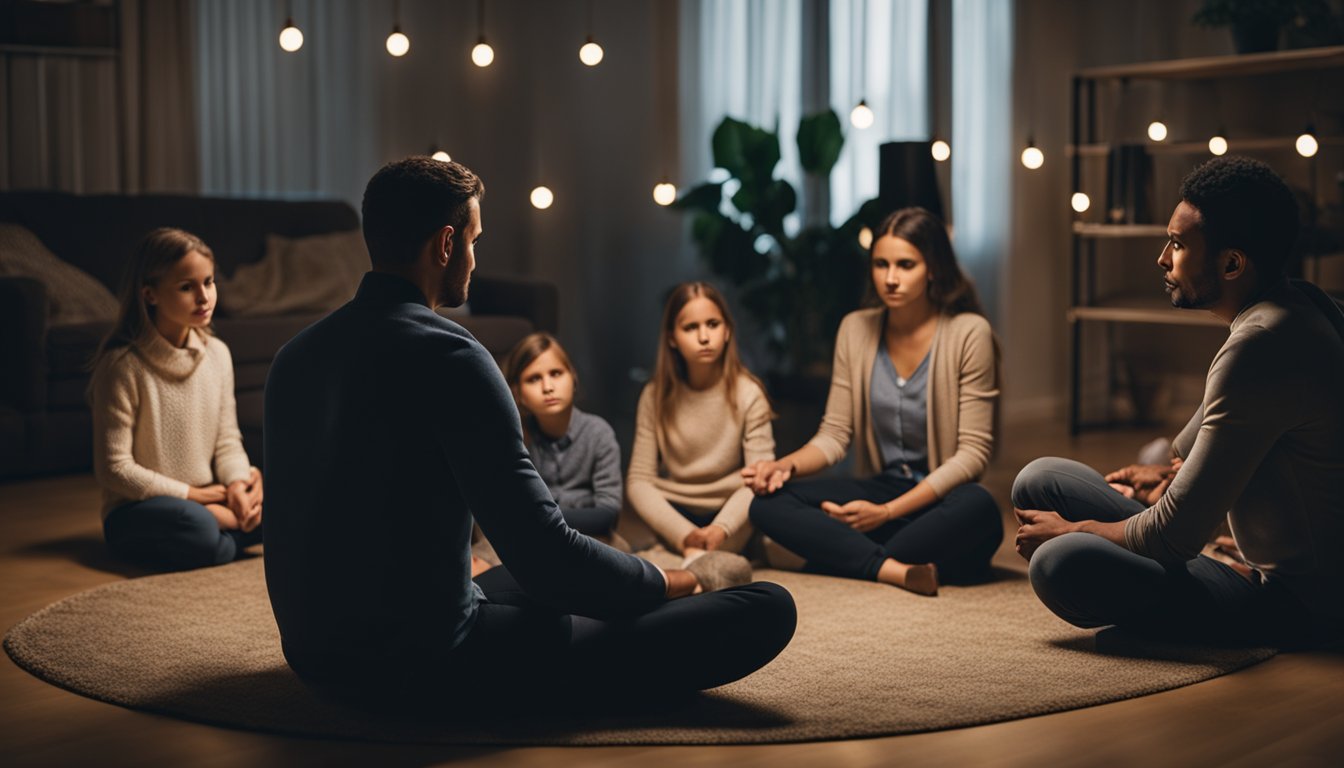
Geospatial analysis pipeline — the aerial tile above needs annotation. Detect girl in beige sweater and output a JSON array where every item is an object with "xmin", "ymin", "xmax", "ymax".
[
  {"xmin": 90, "ymin": 228, "xmax": 263, "ymax": 571},
  {"xmin": 627, "ymin": 282, "xmax": 775, "ymax": 575}
]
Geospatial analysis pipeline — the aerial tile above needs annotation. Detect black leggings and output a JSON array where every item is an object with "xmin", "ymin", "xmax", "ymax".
[
  {"xmin": 749, "ymin": 473, "xmax": 1002, "ymax": 583},
  {"xmin": 560, "ymin": 506, "xmax": 619, "ymax": 537},
  {"xmin": 448, "ymin": 565, "xmax": 797, "ymax": 698}
]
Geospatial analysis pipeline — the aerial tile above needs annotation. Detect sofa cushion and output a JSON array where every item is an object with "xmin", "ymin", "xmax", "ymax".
[
  {"xmin": 0, "ymin": 224, "xmax": 119, "ymax": 327},
  {"xmin": 217, "ymin": 230, "xmax": 368, "ymax": 317}
]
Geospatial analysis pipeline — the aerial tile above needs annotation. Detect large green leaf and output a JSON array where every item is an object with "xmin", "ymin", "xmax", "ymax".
[
  {"xmin": 797, "ymin": 109, "xmax": 844, "ymax": 176},
  {"xmin": 671, "ymin": 182, "xmax": 724, "ymax": 214},
  {"xmin": 754, "ymin": 180, "xmax": 797, "ymax": 237},
  {"xmin": 713, "ymin": 117, "xmax": 781, "ymax": 185}
]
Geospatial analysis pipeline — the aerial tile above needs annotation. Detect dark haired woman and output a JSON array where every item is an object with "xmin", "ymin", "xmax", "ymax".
[
  {"xmin": 89, "ymin": 228, "xmax": 263, "ymax": 571},
  {"xmin": 744, "ymin": 208, "xmax": 1002, "ymax": 595}
]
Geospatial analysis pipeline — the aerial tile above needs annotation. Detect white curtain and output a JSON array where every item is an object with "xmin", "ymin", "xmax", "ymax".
[
  {"xmin": 951, "ymin": 0, "xmax": 1012, "ymax": 323},
  {"xmin": 679, "ymin": 0, "xmax": 804, "ymax": 232},
  {"xmin": 828, "ymin": 0, "xmax": 929, "ymax": 226},
  {"xmin": 194, "ymin": 0, "xmax": 378, "ymax": 205}
]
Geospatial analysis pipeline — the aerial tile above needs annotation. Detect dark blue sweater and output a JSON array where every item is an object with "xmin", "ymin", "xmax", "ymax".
[{"xmin": 263, "ymin": 272, "xmax": 665, "ymax": 682}]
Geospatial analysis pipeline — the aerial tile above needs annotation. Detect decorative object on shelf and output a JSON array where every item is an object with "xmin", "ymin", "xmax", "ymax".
[
  {"xmin": 472, "ymin": 0, "xmax": 494, "ymax": 67},
  {"xmin": 671, "ymin": 111, "xmax": 881, "ymax": 374},
  {"xmin": 1191, "ymin": 0, "xmax": 1311, "ymax": 54},
  {"xmin": 385, "ymin": 0, "xmax": 409, "ymax": 58},
  {"xmin": 278, "ymin": 1, "xmax": 302, "ymax": 53},
  {"xmin": 1105, "ymin": 145, "xmax": 1154, "ymax": 224}
]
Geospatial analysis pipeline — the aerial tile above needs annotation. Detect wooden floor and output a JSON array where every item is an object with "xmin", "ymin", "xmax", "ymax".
[{"xmin": 2, "ymin": 420, "xmax": 1342, "ymax": 767}]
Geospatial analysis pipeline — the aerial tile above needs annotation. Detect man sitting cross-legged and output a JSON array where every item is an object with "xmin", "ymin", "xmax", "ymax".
[
  {"xmin": 262, "ymin": 157, "xmax": 796, "ymax": 705},
  {"xmin": 1013, "ymin": 156, "xmax": 1344, "ymax": 649}
]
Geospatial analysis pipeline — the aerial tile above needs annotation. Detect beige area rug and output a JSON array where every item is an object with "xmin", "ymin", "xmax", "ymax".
[{"xmin": 4, "ymin": 557, "xmax": 1274, "ymax": 746}]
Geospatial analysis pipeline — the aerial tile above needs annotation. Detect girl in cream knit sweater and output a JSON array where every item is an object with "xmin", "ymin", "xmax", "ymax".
[
  {"xmin": 627, "ymin": 282, "xmax": 775, "ymax": 573},
  {"xmin": 89, "ymin": 228, "xmax": 263, "ymax": 571}
]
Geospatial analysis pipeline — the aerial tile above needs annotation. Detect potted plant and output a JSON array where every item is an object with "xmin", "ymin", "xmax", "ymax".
[
  {"xmin": 1192, "ymin": 0, "xmax": 1328, "ymax": 54},
  {"xmin": 672, "ymin": 111, "xmax": 883, "ymax": 376}
]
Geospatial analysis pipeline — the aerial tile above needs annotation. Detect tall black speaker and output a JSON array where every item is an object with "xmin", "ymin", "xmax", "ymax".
[{"xmin": 878, "ymin": 141, "xmax": 945, "ymax": 222}]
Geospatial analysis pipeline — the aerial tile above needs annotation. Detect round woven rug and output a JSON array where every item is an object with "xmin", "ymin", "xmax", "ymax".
[{"xmin": 3, "ymin": 557, "xmax": 1274, "ymax": 745}]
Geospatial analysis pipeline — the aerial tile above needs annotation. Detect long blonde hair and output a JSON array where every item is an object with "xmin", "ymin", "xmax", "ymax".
[
  {"xmin": 90, "ymin": 228, "xmax": 216, "ymax": 372},
  {"xmin": 651, "ymin": 281, "xmax": 771, "ymax": 436}
]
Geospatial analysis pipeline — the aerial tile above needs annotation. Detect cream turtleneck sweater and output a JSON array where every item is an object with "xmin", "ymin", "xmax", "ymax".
[{"xmin": 91, "ymin": 328, "xmax": 253, "ymax": 517}]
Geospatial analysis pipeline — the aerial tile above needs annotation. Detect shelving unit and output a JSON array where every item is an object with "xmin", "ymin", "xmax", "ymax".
[{"xmin": 1067, "ymin": 46, "xmax": 1344, "ymax": 433}]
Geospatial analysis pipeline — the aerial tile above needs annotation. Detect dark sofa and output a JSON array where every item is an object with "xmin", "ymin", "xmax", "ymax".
[{"xmin": 0, "ymin": 191, "xmax": 557, "ymax": 479}]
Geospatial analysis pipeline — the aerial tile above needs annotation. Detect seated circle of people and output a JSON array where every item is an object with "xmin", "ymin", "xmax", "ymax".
[
  {"xmin": 262, "ymin": 157, "xmax": 797, "ymax": 701},
  {"xmin": 1013, "ymin": 156, "xmax": 1344, "ymax": 648},
  {"xmin": 744, "ymin": 207, "xmax": 1004, "ymax": 597}
]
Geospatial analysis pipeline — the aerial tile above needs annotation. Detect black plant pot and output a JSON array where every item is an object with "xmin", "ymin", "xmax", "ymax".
[{"xmin": 1231, "ymin": 21, "xmax": 1279, "ymax": 54}]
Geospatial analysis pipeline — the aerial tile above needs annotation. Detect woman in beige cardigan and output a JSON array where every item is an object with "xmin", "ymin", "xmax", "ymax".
[{"xmin": 743, "ymin": 208, "xmax": 1002, "ymax": 595}]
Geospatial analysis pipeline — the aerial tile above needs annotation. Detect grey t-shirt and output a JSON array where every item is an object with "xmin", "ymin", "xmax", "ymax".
[
  {"xmin": 527, "ymin": 407, "xmax": 623, "ymax": 512},
  {"xmin": 870, "ymin": 341, "xmax": 929, "ymax": 479}
]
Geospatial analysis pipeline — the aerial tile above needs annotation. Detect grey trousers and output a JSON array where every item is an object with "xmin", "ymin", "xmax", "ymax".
[{"xmin": 1011, "ymin": 457, "xmax": 1322, "ymax": 647}]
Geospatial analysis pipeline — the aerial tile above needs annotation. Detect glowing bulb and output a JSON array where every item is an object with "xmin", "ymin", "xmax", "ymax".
[
  {"xmin": 1071, "ymin": 192, "xmax": 1091, "ymax": 213},
  {"xmin": 931, "ymin": 140, "xmax": 951, "ymax": 162},
  {"xmin": 858, "ymin": 227, "xmax": 874, "ymax": 250},
  {"xmin": 1208, "ymin": 135, "xmax": 1228, "ymax": 156},
  {"xmin": 431, "ymin": 151, "xmax": 451, "ymax": 162},
  {"xmin": 1296, "ymin": 131, "xmax": 1319, "ymax": 158},
  {"xmin": 652, "ymin": 182, "xmax": 676, "ymax": 206},
  {"xmin": 472, "ymin": 41, "xmax": 495, "ymax": 67},
  {"xmin": 278, "ymin": 21, "xmax": 303, "ymax": 52},
  {"xmin": 1021, "ymin": 145, "xmax": 1044, "ymax": 170},
  {"xmin": 850, "ymin": 100, "xmax": 875, "ymax": 130},
  {"xmin": 386, "ymin": 30, "xmax": 410, "ymax": 57},
  {"xmin": 1147, "ymin": 121, "xmax": 1168, "ymax": 141},
  {"xmin": 579, "ymin": 40, "xmax": 604, "ymax": 66},
  {"xmin": 530, "ymin": 186, "xmax": 554, "ymax": 210}
]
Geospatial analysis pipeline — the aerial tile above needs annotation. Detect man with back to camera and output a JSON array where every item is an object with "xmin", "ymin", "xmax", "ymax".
[
  {"xmin": 1012, "ymin": 156, "xmax": 1344, "ymax": 648},
  {"xmin": 262, "ymin": 157, "xmax": 796, "ymax": 702}
]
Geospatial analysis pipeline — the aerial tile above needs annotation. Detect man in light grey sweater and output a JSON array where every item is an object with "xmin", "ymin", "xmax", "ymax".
[{"xmin": 1013, "ymin": 156, "xmax": 1344, "ymax": 648}]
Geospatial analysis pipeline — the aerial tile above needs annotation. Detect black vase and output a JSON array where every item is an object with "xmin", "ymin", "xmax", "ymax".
[{"xmin": 1231, "ymin": 21, "xmax": 1279, "ymax": 54}]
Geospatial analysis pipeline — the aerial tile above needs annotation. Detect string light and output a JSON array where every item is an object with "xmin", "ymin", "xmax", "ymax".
[
  {"xmin": 1020, "ymin": 139, "xmax": 1044, "ymax": 170},
  {"xmin": 858, "ymin": 227, "xmax": 874, "ymax": 249},
  {"xmin": 431, "ymin": 150, "xmax": 451, "ymax": 162},
  {"xmin": 579, "ymin": 38, "xmax": 604, "ymax": 66},
  {"xmin": 1071, "ymin": 192, "xmax": 1091, "ymax": 213},
  {"xmin": 652, "ymin": 182, "xmax": 676, "ymax": 206},
  {"xmin": 1147, "ymin": 121, "xmax": 1168, "ymax": 142},
  {"xmin": 850, "ymin": 100, "xmax": 874, "ymax": 130},
  {"xmin": 530, "ymin": 186, "xmax": 554, "ymax": 210},
  {"xmin": 472, "ymin": 0, "xmax": 494, "ymax": 67},
  {"xmin": 1296, "ymin": 126, "xmax": 1319, "ymax": 158},
  {"xmin": 278, "ymin": 18, "xmax": 303, "ymax": 52},
  {"xmin": 1208, "ymin": 133, "xmax": 1228, "ymax": 156},
  {"xmin": 931, "ymin": 140, "xmax": 951, "ymax": 162}
]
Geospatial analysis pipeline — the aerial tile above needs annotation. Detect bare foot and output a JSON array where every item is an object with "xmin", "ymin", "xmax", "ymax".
[{"xmin": 877, "ymin": 558, "xmax": 939, "ymax": 596}]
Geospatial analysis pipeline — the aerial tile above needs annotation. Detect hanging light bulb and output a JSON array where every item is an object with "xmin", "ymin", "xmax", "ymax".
[
  {"xmin": 931, "ymin": 139, "xmax": 951, "ymax": 162},
  {"xmin": 472, "ymin": 37, "xmax": 495, "ymax": 67},
  {"xmin": 579, "ymin": 37, "xmax": 604, "ymax": 66},
  {"xmin": 652, "ymin": 181, "xmax": 676, "ymax": 207},
  {"xmin": 531, "ymin": 186, "xmax": 554, "ymax": 210},
  {"xmin": 1071, "ymin": 192, "xmax": 1091, "ymax": 213},
  {"xmin": 850, "ymin": 99, "xmax": 875, "ymax": 130},
  {"xmin": 1020, "ymin": 139, "xmax": 1044, "ymax": 170},
  {"xmin": 1296, "ymin": 125, "xmax": 1319, "ymax": 158},
  {"xmin": 431, "ymin": 150, "xmax": 451, "ymax": 162},
  {"xmin": 1147, "ymin": 121, "xmax": 1168, "ymax": 142},
  {"xmin": 278, "ymin": 18, "xmax": 303, "ymax": 52},
  {"xmin": 386, "ymin": 27, "xmax": 410, "ymax": 57},
  {"xmin": 1208, "ymin": 133, "xmax": 1228, "ymax": 156},
  {"xmin": 858, "ymin": 227, "xmax": 874, "ymax": 250}
]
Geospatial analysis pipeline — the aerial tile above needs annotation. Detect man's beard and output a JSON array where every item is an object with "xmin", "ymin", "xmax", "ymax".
[
  {"xmin": 437, "ymin": 250, "xmax": 472, "ymax": 308},
  {"xmin": 1166, "ymin": 266, "xmax": 1221, "ymax": 309}
]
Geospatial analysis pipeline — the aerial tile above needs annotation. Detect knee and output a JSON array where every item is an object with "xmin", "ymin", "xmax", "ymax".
[
  {"xmin": 1011, "ymin": 456, "xmax": 1072, "ymax": 509},
  {"xmin": 740, "ymin": 581, "xmax": 798, "ymax": 644},
  {"xmin": 1027, "ymin": 533, "xmax": 1096, "ymax": 616},
  {"xmin": 748, "ymin": 495, "xmax": 776, "ymax": 526},
  {"xmin": 950, "ymin": 483, "xmax": 1001, "ymax": 525}
]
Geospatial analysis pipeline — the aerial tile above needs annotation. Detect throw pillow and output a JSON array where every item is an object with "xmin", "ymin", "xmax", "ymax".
[
  {"xmin": 217, "ymin": 230, "xmax": 368, "ymax": 317},
  {"xmin": 0, "ymin": 223, "xmax": 120, "ymax": 326}
]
